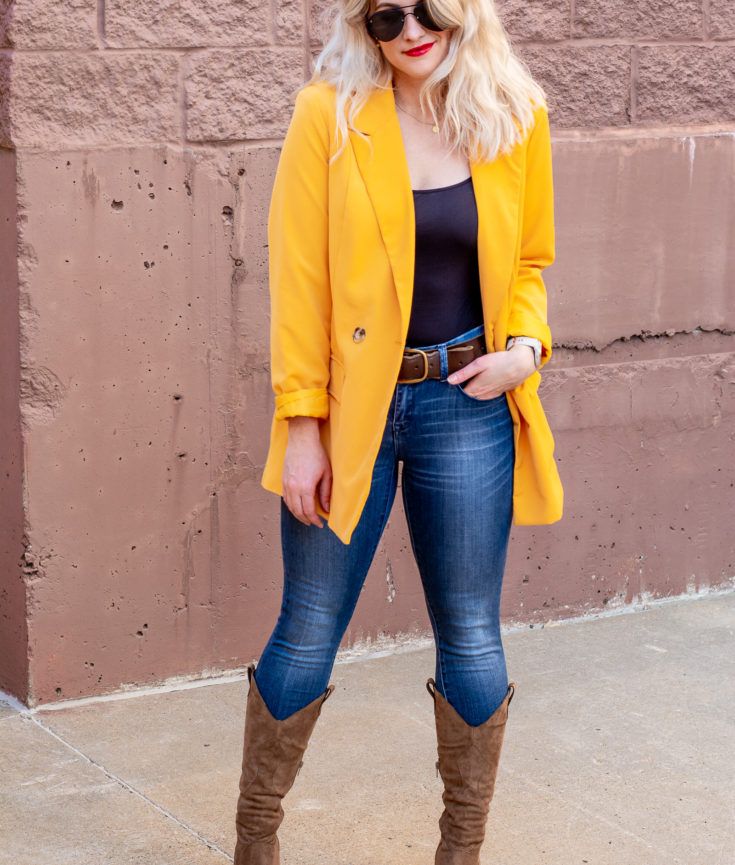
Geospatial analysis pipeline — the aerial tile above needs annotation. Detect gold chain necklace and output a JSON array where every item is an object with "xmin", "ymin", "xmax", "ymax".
[{"xmin": 395, "ymin": 99, "xmax": 439, "ymax": 134}]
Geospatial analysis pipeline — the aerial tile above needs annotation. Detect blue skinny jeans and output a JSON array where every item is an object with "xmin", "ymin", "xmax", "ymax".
[{"xmin": 255, "ymin": 326, "xmax": 514, "ymax": 726}]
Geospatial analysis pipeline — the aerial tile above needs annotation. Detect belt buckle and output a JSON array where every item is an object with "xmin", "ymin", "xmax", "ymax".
[{"xmin": 399, "ymin": 348, "xmax": 429, "ymax": 384}]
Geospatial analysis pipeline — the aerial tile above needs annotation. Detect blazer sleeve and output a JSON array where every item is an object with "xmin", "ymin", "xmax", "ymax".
[
  {"xmin": 506, "ymin": 106, "xmax": 555, "ymax": 366},
  {"xmin": 268, "ymin": 86, "xmax": 332, "ymax": 421}
]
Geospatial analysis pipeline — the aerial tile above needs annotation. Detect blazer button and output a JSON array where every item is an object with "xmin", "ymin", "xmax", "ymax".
[{"xmin": 353, "ymin": 327, "xmax": 366, "ymax": 343}]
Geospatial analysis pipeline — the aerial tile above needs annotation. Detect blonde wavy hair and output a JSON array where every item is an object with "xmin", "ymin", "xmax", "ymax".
[{"xmin": 312, "ymin": 0, "xmax": 545, "ymax": 162}]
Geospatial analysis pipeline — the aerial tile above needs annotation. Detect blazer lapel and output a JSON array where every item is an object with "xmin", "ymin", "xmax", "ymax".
[
  {"xmin": 471, "ymin": 149, "xmax": 523, "ymax": 338},
  {"xmin": 348, "ymin": 88, "xmax": 524, "ymax": 342},
  {"xmin": 349, "ymin": 88, "xmax": 415, "ymax": 334}
]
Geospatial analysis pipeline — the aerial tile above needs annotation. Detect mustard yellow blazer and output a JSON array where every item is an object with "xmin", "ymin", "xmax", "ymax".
[{"xmin": 261, "ymin": 82, "xmax": 563, "ymax": 544}]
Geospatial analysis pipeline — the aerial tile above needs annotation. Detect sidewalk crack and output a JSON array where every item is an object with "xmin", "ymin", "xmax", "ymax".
[{"xmin": 22, "ymin": 713, "xmax": 234, "ymax": 862}]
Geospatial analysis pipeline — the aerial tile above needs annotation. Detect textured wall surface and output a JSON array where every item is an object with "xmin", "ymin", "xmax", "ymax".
[
  {"xmin": 0, "ymin": 149, "xmax": 27, "ymax": 699},
  {"xmin": 1, "ymin": 0, "xmax": 733, "ymax": 704}
]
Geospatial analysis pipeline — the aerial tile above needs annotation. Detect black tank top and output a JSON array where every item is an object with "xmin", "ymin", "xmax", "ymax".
[{"xmin": 405, "ymin": 176, "xmax": 484, "ymax": 347}]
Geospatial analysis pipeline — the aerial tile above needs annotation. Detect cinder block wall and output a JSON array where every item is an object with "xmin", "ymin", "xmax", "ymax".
[{"xmin": 0, "ymin": 0, "xmax": 733, "ymax": 705}]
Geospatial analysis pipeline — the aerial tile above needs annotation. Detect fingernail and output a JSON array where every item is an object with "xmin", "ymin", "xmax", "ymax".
[{"xmin": 448, "ymin": 375, "xmax": 457, "ymax": 384}]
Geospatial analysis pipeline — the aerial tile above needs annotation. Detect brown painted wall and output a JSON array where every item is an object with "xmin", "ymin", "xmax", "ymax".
[
  {"xmin": 0, "ymin": 149, "xmax": 28, "ymax": 699},
  {"xmin": 0, "ymin": 0, "xmax": 733, "ymax": 705}
]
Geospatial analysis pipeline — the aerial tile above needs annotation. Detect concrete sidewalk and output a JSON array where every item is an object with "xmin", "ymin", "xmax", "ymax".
[{"xmin": 2, "ymin": 592, "xmax": 734, "ymax": 865}]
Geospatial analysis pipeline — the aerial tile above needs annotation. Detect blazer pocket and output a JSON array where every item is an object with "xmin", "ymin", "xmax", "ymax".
[{"xmin": 328, "ymin": 355, "xmax": 345, "ymax": 404}]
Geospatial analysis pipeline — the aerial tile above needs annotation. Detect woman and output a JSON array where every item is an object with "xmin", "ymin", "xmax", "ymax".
[{"xmin": 234, "ymin": 0, "xmax": 563, "ymax": 862}]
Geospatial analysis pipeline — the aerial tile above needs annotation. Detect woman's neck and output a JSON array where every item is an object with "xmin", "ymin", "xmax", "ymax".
[{"xmin": 393, "ymin": 77, "xmax": 427, "ymax": 116}]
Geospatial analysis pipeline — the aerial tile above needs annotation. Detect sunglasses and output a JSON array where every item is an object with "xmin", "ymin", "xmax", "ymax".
[{"xmin": 366, "ymin": 3, "xmax": 444, "ymax": 42}]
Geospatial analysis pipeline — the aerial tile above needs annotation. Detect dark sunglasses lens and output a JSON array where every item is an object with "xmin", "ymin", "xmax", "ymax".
[
  {"xmin": 367, "ymin": 9, "xmax": 405, "ymax": 41},
  {"xmin": 413, "ymin": 4, "xmax": 443, "ymax": 31}
]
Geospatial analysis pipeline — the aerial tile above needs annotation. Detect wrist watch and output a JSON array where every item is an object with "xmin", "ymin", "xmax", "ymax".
[{"xmin": 506, "ymin": 336, "xmax": 543, "ymax": 369}]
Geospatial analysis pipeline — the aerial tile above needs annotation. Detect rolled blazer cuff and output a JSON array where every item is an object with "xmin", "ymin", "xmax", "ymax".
[
  {"xmin": 506, "ymin": 316, "xmax": 552, "ymax": 366},
  {"xmin": 274, "ymin": 388, "xmax": 329, "ymax": 421}
]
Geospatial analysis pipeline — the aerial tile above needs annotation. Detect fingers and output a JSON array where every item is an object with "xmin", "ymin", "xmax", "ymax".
[
  {"xmin": 283, "ymin": 481, "xmax": 324, "ymax": 527},
  {"xmin": 447, "ymin": 357, "xmax": 482, "ymax": 385},
  {"xmin": 461, "ymin": 382, "xmax": 504, "ymax": 400},
  {"xmin": 284, "ymin": 471, "xmax": 330, "ymax": 528},
  {"xmin": 449, "ymin": 350, "xmax": 534, "ymax": 398},
  {"xmin": 318, "ymin": 464, "xmax": 332, "ymax": 515},
  {"xmin": 299, "ymin": 491, "xmax": 324, "ymax": 528},
  {"xmin": 282, "ymin": 465, "xmax": 330, "ymax": 528},
  {"xmin": 282, "ymin": 429, "xmax": 332, "ymax": 528},
  {"xmin": 285, "ymin": 493, "xmax": 323, "ymax": 527},
  {"xmin": 448, "ymin": 354, "xmax": 496, "ymax": 396}
]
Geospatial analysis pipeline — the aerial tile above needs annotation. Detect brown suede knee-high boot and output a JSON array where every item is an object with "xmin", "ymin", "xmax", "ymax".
[
  {"xmin": 428, "ymin": 679, "xmax": 515, "ymax": 865},
  {"xmin": 234, "ymin": 666, "xmax": 333, "ymax": 865}
]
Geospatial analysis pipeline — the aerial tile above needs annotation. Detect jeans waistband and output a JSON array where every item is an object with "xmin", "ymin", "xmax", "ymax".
[{"xmin": 403, "ymin": 324, "xmax": 486, "ymax": 382}]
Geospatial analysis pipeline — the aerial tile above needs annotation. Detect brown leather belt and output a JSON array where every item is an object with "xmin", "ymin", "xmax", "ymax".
[{"xmin": 397, "ymin": 335, "xmax": 486, "ymax": 384}]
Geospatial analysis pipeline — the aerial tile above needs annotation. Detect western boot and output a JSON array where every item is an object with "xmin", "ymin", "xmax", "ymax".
[
  {"xmin": 428, "ymin": 679, "xmax": 515, "ymax": 865},
  {"xmin": 234, "ymin": 666, "xmax": 333, "ymax": 865}
]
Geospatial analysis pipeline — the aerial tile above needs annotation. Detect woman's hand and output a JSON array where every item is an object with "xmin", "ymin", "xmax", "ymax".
[
  {"xmin": 447, "ymin": 344, "xmax": 537, "ymax": 400},
  {"xmin": 282, "ymin": 417, "xmax": 332, "ymax": 527}
]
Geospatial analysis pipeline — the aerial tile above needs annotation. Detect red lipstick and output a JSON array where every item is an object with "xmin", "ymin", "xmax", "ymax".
[{"xmin": 404, "ymin": 42, "xmax": 433, "ymax": 57}]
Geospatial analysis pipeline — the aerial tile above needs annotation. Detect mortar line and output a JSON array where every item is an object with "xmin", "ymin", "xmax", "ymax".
[
  {"xmin": 0, "ymin": 45, "xmax": 312, "ymax": 55},
  {"xmin": 96, "ymin": 0, "xmax": 106, "ymax": 47},
  {"xmin": 702, "ymin": 0, "xmax": 711, "ymax": 39},
  {"xmin": 9, "ymin": 125, "xmax": 735, "ymax": 156},
  {"xmin": 630, "ymin": 44, "xmax": 639, "ymax": 124},
  {"xmin": 269, "ymin": 0, "xmax": 278, "ymax": 44},
  {"xmin": 550, "ymin": 125, "xmax": 735, "ymax": 141},
  {"xmin": 22, "ymin": 713, "xmax": 234, "ymax": 862},
  {"xmin": 519, "ymin": 37, "xmax": 735, "ymax": 47},
  {"xmin": 304, "ymin": 0, "xmax": 313, "ymax": 78},
  {"xmin": 1, "ymin": 37, "xmax": 734, "ymax": 57},
  {"xmin": 178, "ymin": 51, "xmax": 187, "ymax": 144}
]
